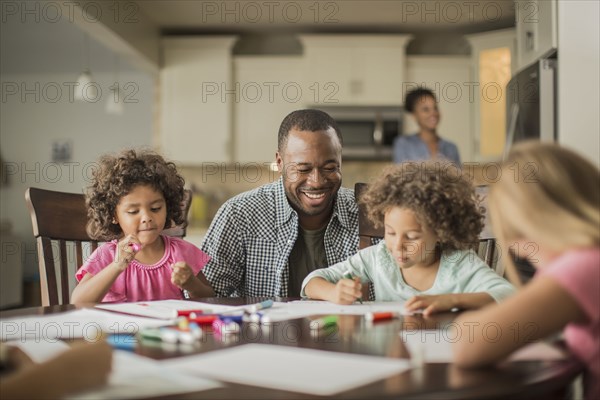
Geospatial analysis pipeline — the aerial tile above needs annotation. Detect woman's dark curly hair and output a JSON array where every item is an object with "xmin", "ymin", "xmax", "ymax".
[
  {"xmin": 86, "ymin": 149, "xmax": 186, "ymax": 241},
  {"xmin": 360, "ymin": 162, "xmax": 484, "ymax": 251}
]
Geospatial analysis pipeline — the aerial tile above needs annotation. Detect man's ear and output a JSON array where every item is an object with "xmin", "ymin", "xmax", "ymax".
[{"xmin": 275, "ymin": 152, "xmax": 283, "ymax": 173}]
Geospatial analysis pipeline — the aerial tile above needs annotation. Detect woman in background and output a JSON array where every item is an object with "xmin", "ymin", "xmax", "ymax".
[
  {"xmin": 452, "ymin": 142, "xmax": 599, "ymax": 399},
  {"xmin": 393, "ymin": 87, "xmax": 460, "ymax": 165}
]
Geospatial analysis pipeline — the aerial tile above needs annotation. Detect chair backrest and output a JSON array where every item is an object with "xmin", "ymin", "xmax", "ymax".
[
  {"xmin": 354, "ymin": 183, "xmax": 500, "ymax": 273},
  {"xmin": 25, "ymin": 187, "xmax": 193, "ymax": 306}
]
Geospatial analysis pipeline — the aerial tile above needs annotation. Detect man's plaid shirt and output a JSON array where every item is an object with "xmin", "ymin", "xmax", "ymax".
[{"xmin": 201, "ymin": 178, "xmax": 359, "ymax": 297}]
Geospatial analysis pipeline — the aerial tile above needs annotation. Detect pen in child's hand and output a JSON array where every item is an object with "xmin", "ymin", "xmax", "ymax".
[{"xmin": 343, "ymin": 270, "xmax": 363, "ymax": 304}]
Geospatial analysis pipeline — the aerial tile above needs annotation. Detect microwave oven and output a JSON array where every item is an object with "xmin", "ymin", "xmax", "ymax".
[{"xmin": 318, "ymin": 105, "xmax": 403, "ymax": 160}]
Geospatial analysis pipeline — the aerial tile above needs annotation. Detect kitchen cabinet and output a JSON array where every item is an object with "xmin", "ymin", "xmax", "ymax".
[
  {"xmin": 299, "ymin": 35, "xmax": 413, "ymax": 106},
  {"xmin": 160, "ymin": 36, "xmax": 237, "ymax": 164},
  {"xmin": 515, "ymin": 0, "xmax": 557, "ymax": 70},
  {"xmin": 233, "ymin": 56, "xmax": 303, "ymax": 163}
]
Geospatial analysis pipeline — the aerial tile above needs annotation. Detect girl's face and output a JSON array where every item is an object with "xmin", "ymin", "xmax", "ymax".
[
  {"xmin": 412, "ymin": 95, "xmax": 440, "ymax": 131},
  {"xmin": 384, "ymin": 207, "xmax": 439, "ymax": 269},
  {"xmin": 114, "ymin": 184, "xmax": 167, "ymax": 246}
]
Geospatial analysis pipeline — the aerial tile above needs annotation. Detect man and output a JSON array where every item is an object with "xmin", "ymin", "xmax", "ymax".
[{"xmin": 201, "ymin": 109, "xmax": 359, "ymax": 297}]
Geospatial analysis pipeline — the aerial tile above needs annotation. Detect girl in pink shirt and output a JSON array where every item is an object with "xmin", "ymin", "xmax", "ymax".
[
  {"xmin": 71, "ymin": 149, "xmax": 214, "ymax": 303},
  {"xmin": 452, "ymin": 142, "xmax": 599, "ymax": 399}
]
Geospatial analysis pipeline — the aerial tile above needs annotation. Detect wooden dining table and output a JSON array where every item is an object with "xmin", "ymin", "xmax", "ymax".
[{"xmin": 0, "ymin": 297, "xmax": 583, "ymax": 399}]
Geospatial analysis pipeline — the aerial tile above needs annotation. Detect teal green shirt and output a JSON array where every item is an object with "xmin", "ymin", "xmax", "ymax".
[{"xmin": 301, "ymin": 241, "xmax": 515, "ymax": 302}]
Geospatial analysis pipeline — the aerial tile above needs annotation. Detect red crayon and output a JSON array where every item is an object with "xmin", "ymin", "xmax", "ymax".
[{"xmin": 365, "ymin": 312, "xmax": 396, "ymax": 322}]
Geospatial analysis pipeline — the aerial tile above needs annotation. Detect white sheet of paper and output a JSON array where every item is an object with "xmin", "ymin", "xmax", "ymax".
[
  {"xmin": 3, "ymin": 339, "xmax": 70, "ymax": 363},
  {"xmin": 256, "ymin": 300, "xmax": 412, "ymax": 322},
  {"xmin": 95, "ymin": 299, "xmax": 222, "ymax": 320},
  {"xmin": 161, "ymin": 343, "xmax": 411, "ymax": 396},
  {"xmin": 1, "ymin": 309, "xmax": 170, "ymax": 341},
  {"xmin": 400, "ymin": 330, "xmax": 566, "ymax": 363},
  {"xmin": 68, "ymin": 350, "xmax": 222, "ymax": 400}
]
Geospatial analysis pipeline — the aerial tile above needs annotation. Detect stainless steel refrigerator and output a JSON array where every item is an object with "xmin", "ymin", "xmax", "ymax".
[{"xmin": 504, "ymin": 55, "xmax": 557, "ymax": 158}]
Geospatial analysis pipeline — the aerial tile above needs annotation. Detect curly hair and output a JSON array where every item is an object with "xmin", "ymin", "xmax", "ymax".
[
  {"xmin": 404, "ymin": 87, "xmax": 436, "ymax": 113},
  {"xmin": 360, "ymin": 162, "xmax": 484, "ymax": 251},
  {"xmin": 86, "ymin": 149, "xmax": 186, "ymax": 241}
]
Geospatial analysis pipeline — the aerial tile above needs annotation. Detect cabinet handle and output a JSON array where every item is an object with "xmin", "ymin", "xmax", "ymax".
[{"xmin": 526, "ymin": 31, "xmax": 535, "ymax": 51}]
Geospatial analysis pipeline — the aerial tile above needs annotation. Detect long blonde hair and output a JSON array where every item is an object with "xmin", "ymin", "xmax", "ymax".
[{"xmin": 489, "ymin": 141, "xmax": 600, "ymax": 284}]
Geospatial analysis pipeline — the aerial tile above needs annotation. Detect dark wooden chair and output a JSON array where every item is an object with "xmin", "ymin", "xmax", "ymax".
[
  {"xmin": 354, "ymin": 183, "xmax": 500, "ymax": 273},
  {"xmin": 25, "ymin": 187, "xmax": 192, "ymax": 306}
]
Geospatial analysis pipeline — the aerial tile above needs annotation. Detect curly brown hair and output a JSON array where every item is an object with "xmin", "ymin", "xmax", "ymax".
[
  {"xmin": 360, "ymin": 162, "xmax": 484, "ymax": 251},
  {"xmin": 86, "ymin": 149, "xmax": 186, "ymax": 241}
]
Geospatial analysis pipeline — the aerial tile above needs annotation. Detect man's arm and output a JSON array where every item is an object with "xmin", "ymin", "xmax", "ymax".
[{"xmin": 201, "ymin": 202, "xmax": 246, "ymax": 297}]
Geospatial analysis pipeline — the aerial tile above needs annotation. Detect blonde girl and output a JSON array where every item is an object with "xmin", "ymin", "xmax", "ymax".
[{"xmin": 453, "ymin": 142, "xmax": 599, "ymax": 399}]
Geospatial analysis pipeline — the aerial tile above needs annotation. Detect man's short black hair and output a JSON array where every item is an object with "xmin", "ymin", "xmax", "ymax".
[
  {"xmin": 277, "ymin": 109, "xmax": 343, "ymax": 152},
  {"xmin": 404, "ymin": 87, "xmax": 437, "ymax": 113}
]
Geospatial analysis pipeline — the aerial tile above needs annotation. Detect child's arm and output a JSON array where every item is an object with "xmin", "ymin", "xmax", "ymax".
[
  {"xmin": 2, "ymin": 341, "xmax": 112, "ymax": 399},
  {"xmin": 171, "ymin": 262, "xmax": 215, "ymax": 298},
  {"xmin": 404, "ymin": 292, "xmax": 495, "ymax": 316},
  {"xmin": 305, "ymin": 276, "xmax": 362, "ymax": 305},
  {"xmin": 71, "ymin": 237, "xmax": 137, "ymax": 304},
  {"xmin": 452, "ymin": 275, "xmax": 586, "ymax": 368}
]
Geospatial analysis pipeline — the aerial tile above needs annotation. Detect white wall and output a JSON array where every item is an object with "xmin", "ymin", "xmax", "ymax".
[
  {"xmin": 0, "ymin": 15, "xmax": 155, "ymax": 305},
  {"xmin": 557, "ymin": 0, "xmax": 600, "ymax": 166}
]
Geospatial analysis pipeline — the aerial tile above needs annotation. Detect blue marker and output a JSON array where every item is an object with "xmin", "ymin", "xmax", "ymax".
[
  {"xmin": 106, "ymin": 334, "xmax": 137, "ymax": 351},
  {"xmin": 247, "ymin": 299, "xmax": 274, "ymax": 313}
]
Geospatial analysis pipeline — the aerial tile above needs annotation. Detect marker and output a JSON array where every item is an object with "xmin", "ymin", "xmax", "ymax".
[
  {"xmin": 246, "ymin": 299, "xmax": 274, "ymax": 313},
  {"xmin": 212, "ymin": 318, "xmax": 240, "ymax": 335},
  {"xmin": 177, "ymin": 317, "xmax": 189, "ymax": 330},
  {"xmin": 243, "ymin": 311, "xmax": 264, "ymax": 323},
  {"xmin": 106, "ymin": 334, "xmax": 136, "ymax": 351},
  {"xmin": 365, "ymin": 311, "xmax": 397, "ymax": 322},
  {"xmin": 219, "ymin": 314, "xmax": 244, "ymax": 324},
  {"xmin": 177, "ymin": 309, "xmax": 208, "ymax": 318},
  {"xmin": 343, "ymin": 271, "xmax": 363, "ymax": 304},
  {"xmin": 129, "ymin": 243, "xmax": 142, "ymax": 252},
  {"xmin": 309, "ymin": 315, "xmax": 338, "ymax": 330},
  {"xmin": 139, "ymin": 328, "xmax": 164, "ymax": 341},
  {"xmin": 188, "ymin": 322, "xmax": 203, "ymax": 340},
  {"xmin": 220, "ymin": 299, "xmax": 274, "ymax": 315},
  {"xmin": 187, "ymin": 315, "xmax": 219, "ymax": 325}
]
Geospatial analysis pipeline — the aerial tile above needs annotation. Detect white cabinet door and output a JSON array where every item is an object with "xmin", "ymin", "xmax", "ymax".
[
  {"xmin": 515, "ymin": 0, "xmax": 557, "ymax": 70},
  {"xmin": 233, "ymin": 56, "xmax": 303, "ymax": 163},
  {"xmin": 299, "ymin": 35, "xmax": 413, "ymax": 106},
  {"xmin": 405, "ymin": 56, "xmax": 473, "ymax": 162},
  {"xmin": 160, "ymin": 37, "xmax": 237, "ymax": 164}
]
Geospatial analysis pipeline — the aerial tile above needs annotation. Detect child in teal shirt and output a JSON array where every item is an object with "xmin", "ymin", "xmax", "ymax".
[{"xmin": 302, "ymin": 162, "xmax": 515, "ymax": 316}]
